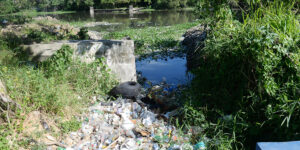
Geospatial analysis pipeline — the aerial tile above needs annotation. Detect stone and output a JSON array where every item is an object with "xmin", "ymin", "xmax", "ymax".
[
  {"xmin": 22, "ymin": 40, "xmax": 136, "ymax": 82},
  {"xmin": 87, "ymin": 31, "xmax": 102, "ymax": 40},
  {"xmin": 181, "ymin": 25, "xmax": 210, "ymax": 70}
]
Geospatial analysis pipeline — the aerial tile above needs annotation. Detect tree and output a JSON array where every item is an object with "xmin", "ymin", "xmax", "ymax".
[
  {"xmin": 50, "ymin": 0, "xmax": 64, "ymax": 11},
  {"xmin": 84, "ymin": 0, "xmax": 94, "ymax": 6}
]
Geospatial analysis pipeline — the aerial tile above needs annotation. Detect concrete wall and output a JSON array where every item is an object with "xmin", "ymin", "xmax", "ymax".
[
  {"xmin": 182, "ymin": 25, "xmax": 209, "ymax": 70},
  {"xmin": 23, "ymin": 40, "xmax": 136, "ymax": 82}
]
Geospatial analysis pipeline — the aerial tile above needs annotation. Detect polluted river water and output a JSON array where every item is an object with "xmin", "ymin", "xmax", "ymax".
[
  {"xmin": 136, "ymin": 55, "xmax": 192, "ymax": 87},
  {"xmin": 47, "ymin": 10, "xmax": 203, "ymax": 150},
  {"xmin": 52, "ymin": 10, "xmax": 197, "ymax": 32},
  {"xmin": 52, "ymin": 10, "xmax": 195, "ymax": 86}
]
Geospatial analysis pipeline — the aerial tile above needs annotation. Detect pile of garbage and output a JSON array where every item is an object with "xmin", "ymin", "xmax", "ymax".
[{"xmin": 61, "ymin": 96, "xmax": 205, "ymax": 150}]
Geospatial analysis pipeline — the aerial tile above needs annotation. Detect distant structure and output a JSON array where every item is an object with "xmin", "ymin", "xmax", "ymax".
[
  {"xmin": 90, "ymin": 6, "xmax": 94, "ymax": 18},
  {"xmin": 129, "ymin": 5, "xmax": 134, "ymax": 14}
]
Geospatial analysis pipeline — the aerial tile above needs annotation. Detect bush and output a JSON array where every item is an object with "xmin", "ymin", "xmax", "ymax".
[
  {"xmin": 0, "ymin": 15, "xmax": 32, "ymax": 25},
  {"xmin": 27, "ymin": 29, "xmax": 48, "ymax": 43},
  {"xmin": 42, "ymin": 45, "xmax": 73, "ymax": 76},
  {"xmin": 77, "ymin": 27, "xmax": 89, "ymax": 40},
  {"xmin": 183, "ymin": 2, "xmax": 300, "ymax": 149}
]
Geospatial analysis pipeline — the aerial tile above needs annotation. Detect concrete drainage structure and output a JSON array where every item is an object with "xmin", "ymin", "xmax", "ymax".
[{"xmin": 23, "ymin": 40, "xmax": 136, "ymax": 82}]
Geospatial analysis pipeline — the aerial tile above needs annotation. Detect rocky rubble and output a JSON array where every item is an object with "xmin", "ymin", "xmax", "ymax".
[
  {"xmin": 34, "ymin": 17, "xmax": 103, "ymax": 40},
  {"xmin": 58, "ymin": 95, "xmax": 205, "ymax": 150},
  {"xmin": 0, "ymin": 16, "xmax": 102, "ymax": 41},
  {"xmin": 181, "ymin": 25, "xmax": 210, "ymax": 70}
]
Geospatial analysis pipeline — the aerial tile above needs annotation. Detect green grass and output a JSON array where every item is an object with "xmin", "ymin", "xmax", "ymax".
[
  {"xmin": 0, "ymin": 42, "xmax": 117, "ymax": 149},
  {"xmin": 139, "ymin": 8, "xmax": 156, "ymax": 12},
  {"xmin": 60, "ymin": 118, "xmax": 81, "ymax": 134},
  {"xmin": 1, "ymin": 45, "xmax": 117, "ymax": 114},
  {"xmin": 181, "ymin": 7, "xmax": 195, "ymax": 11},
  {"xmin": 30, "ymin": 16, "xmax": 98, "ymax": 28},
  {"xmin": 103, "ymin": 21, "xmax": 201, "ymax": 54}
]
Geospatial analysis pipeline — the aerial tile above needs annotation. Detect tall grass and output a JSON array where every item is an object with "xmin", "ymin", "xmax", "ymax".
[
  {"xmin": 181, "ymin": 1, "xmax": 300, "ymax": 149},
  {"xmin": 1, "ymin": 45, "xmax": 117, "ymax": 114}
]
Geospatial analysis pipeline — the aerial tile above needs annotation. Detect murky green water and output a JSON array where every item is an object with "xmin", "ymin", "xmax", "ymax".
[
  {"xmin": 53, "ymin": 10, "xmax": 195, "ymax": 85},
  {"xmin": 52, "ymin": 10, "xmax": 196, "ymax": 32}
]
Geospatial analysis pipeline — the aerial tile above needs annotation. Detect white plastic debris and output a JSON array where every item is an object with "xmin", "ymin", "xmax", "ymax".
[{"xmin": 121, "ymin": 114, "xmax": 135, "ymax": 131}]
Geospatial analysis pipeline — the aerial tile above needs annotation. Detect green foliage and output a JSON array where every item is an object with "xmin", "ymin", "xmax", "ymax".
[
  {"xmin": 77, "ymin": 27, "xmax": 89, "ymax": 40},
  {"xmin": 195, "ymin": 0, "xmax": 299, "ymax": 18},
  {"xmin": 2, "ymin": 15, "xmax": 33, "ymax": 25},
  {"xmin": 60, "ymin": 118, "xmax": 81, "ymax": 134},
  {"xmin": 42, "ymin": 45, "xmax": 73, "ymax": 75},
  {"xmin": 104, "ymin": 21, "xmax": 200, "ymax": 54},
  {"xmin": 0, "ymin": 0, "xmax": 16, "ymax": 14},
  {"xmin": 183, "ymin": 2, "xmax": 300, "ymax": 149},
  {"xmin": 0, "ymin": 125, "xmax": 10, "ymax": 150},
  {"xmin": 27, "ymin": 29, "xmax": 48, "ymax": 43},
  {"xmin": 31, "ymin": 144, "xmax": 46, "ymax": 150}
]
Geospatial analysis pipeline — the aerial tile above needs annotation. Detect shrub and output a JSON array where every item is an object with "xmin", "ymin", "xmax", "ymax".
[
  {"xmin": 27, "ymin": 29, "xmax": 48, "ymax": 43},
  {"xmin": 183, "ymin": 2, "xmax": 300, "ymax": 149},
  {"xmin": 77, "ymin": 27, "xmax": 89, "ymax": 40},
  {"xmin": 42, "ymin": 45, "xmax": 73, "ymax": 76}
]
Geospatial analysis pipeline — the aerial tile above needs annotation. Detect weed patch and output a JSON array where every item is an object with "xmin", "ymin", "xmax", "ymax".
[
  {"xmin": 60, "ymin": 118, "xmax": 81, "ymax": 134},
  {"xmin": 181, "ymin": 2, "xmax": 300, "ymax": 149},
  {"xmin": 0, "ymin": 44, "xmax": 117, "ymax": 148},
  {"xmin": 103, "ymin": 21, "xmax": 201, "ymax": 54}
]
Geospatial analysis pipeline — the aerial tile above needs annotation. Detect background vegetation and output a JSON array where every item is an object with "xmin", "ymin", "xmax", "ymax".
[{"xmin": 0, "ymin": 0, "xmax": 197, "ymax": 14}]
